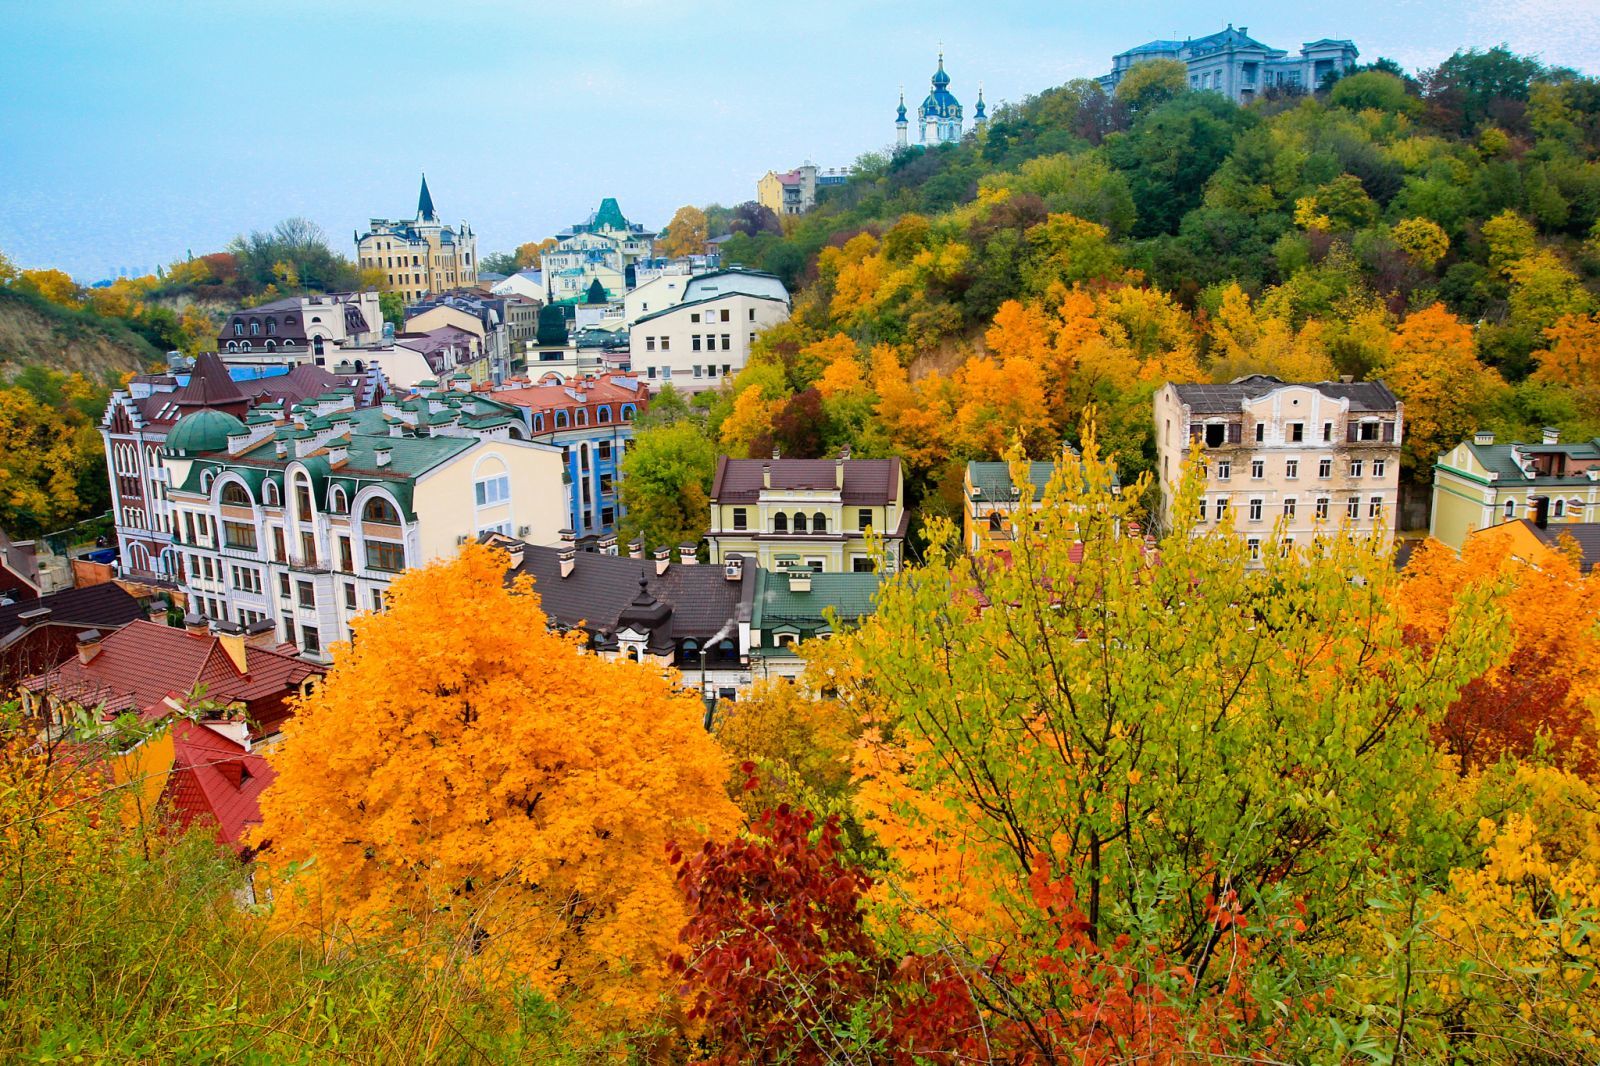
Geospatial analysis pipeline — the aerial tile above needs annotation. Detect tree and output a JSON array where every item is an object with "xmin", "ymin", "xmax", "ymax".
[
  {"xmin": 1205, "ymin": 283, "xmax": 1336, "ymax": 382},
  {"xmin": 728, "ymin": 201, "xmax": 782, "ymax": 237},
  {"xmin": 1391, "ymin": 217, "xmax": 1450, "ymax": 269},
  {"xmin": 1330, "ymin": 70, "xmax": 1420, "ymax": 114},
  {"xmin": 14, "ymin": 268, "xmax": 80, "ymax": 308},
  {"xmin": 1377, "ymin": 304, "xmax": 1508, "ymax": 475},
  {"xmin": 1105, "ymin": 92, "xmax": 1251, "ymax": 238},
  {"xmin": 832, "ymin": 433, "xmax": 1502, "ymax": 1035},
  {"xmin": 658, "ymin": 205, "xmax": 708, "ymax": 260},
  {"xmin": 228, "ymin": 217, "xmax": 361, "ymax": 294},
  {"xmin": 478, "ymin": 251, "xmax": 520, "ymax": 276},
  {"xmin": 378, "ymin": 291, "xmax": 405, "ymax": 329},
  {"xmin": 0, "ymin": 383, "xmax": 101, "ymax": 534},
  {"xmin": 1422, "ymin": 46, "xmax": 1545, "ymax": 135},
  {"xmin": 710, "ymin": 680, "xmax": 855, "ymax": 819},
  {"xmin": 617, "ymin": 421, "xmax": 717, "ymax": 552},
  {"xmin": 514, "ymin": 239, "xmax": 555, "ymax": 269},
  {"xmin": 1112, "ymin": 58, "xmax": 1188, "ymax": 115},
  {"xmin": 255, "ymin": 544, "xmax": 740, "ymax": 1030},
  {"xmin": 1532, "ymin": 312, "xmax": 1600, "ymax": 421}
]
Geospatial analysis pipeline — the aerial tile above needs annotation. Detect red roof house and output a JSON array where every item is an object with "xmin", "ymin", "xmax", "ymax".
[{"xmin": 162, "ymin": 720, "xmax": 278, "ymax": 854}]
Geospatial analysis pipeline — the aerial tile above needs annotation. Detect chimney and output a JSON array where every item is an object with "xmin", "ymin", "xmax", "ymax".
[
  {"xmin": 1543, "ymin": 426, "xmax": 1561, "ymax": 445},
  {"xmin": 183, "ymin": 612, "xmax": 208, "ymax": 636},
  {"xmin": 1531, "ymin": 495, "xmax": 1550, "ymax": 529},
  {"xmin": 654, "ymin": 546, "xmax": 671, "ymax": 575},
  {"xmin": 559, "ymin": 527, "xmax": 575, "ymax": 546},
  {"xmin": 678, "ymin": 542, "xmax": 697, "ymax": 566},
  {"xmin": 627, "ymin": 538, "xmax": 643, "ymax": 560},
  {"xmin": 76, "ymin": 629, "xmax": 103, "ymax": 665},
  {"xmin": 1340, "ymin": 375, "xmax": 1354, "ymax": 384},
  {"xmin": 724, "ymin": 553, "xmax": 745, "ymax": 582},
  {"xmin": 327, "ymin": 439, "xmax": 349, "ymax": 468},
  {"xmin": 762, "ymin": 463, "xmax": 771, "ymax": 489},
  {"xmin": 244, "ymin": 618, "xmax": 278, "ymax": 649},
  {"xmin": 217, "ymin": 626, "xmax": 249, "ymax": 674},
  {"xmin": 559, "ymin": 544, "xmax": 577, "ymax": 578},
  {"xmin": 147, "ymin": 602, "xmax": 169, "ymax": 626},
  {"xmin": 597, "ymin": 533, "xmax": 618, "ymax": 556},
  {"xmin": 1474, "ymin": 430, "xmax": 1495, "ymax": 446},
  {"xmin": 787, "ymin": 569, "xmax": 812, "ymax": 593},
  {"xmin": 375, "ymin": 445, "xmax": 392, "ymax": 467},
  {"xmin": 772, "ymin": 446, "xmax": 781, "ymax": 460},
  {"xmin": 275, "ymin": 439, "xmax": 288, "ymax": 459},
  {"xmin": 835, "ymin": 456, "xmax": 844, "ymax": 490}
]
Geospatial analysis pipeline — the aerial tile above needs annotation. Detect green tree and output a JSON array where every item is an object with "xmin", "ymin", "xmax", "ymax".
[
  {"xmin": 1105, "ymin": 93, "xmax": 1252, "ymax": 237},
  {"xmin": 617, "ymin": 421, "xmax": 717, "ymax": 552},
  {"xmin": 1330, "ymin": 70, "xmax": 1419, "ymax": 114}
]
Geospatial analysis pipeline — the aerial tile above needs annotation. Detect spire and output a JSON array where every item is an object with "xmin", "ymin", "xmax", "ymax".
[
  {"xmin": 932, "ymin": 46, "xmax": 950, "ymax": 89},
  {"xmin": 896, "ymin": 86, "xmax": 907, "ymax": 123},
  {"xmin": 417, "ymin": 173, "xmax": 436, "ymax": 221},
  {"xmin": 975, "ymin": 83, "xmax": 987, "ymax": 121}
]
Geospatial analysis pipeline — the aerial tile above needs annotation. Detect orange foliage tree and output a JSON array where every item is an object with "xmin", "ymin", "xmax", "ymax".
[
  {"xmin": 254, "ymin": 543, "xmax": 740, "ymax": 1029},
  {"xmin": 1533, "ymin": 312, "xmax": 1600, "ymax": 423},
  {"xmin": 1378, "ymin": 304, "xmax": 1507, "ymax": 475}
]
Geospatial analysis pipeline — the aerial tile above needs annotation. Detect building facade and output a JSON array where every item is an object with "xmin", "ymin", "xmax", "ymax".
[
  {"xmin": 629, "ymin": 291, "xmax": 790, "ymax": 393},
  {"xmin": 912, "ymin": 52, "xmax": 963, "ymax": 145},
  {"xmin": 961, "ymin": 455, "xmax": 1119, "ymax": 554},
  {"xmin": 1153, "ymin": 376, "xmax": 1403, "ymax": 557},
  {"xmin": 488, "ymin": 374, "xmax": 648, "ymax": 540},
  {"xmin": 355, "ymin": 175, "xmax": 477, "ymax": 302},
  {"xmin": 1430, "ymin": 429, "xmax": 1600, "ymax": 552},
  {"xmin": 1100, "ymin": 26, "xmax": 1359, "ymax": 103},
  {"xmin": 756, "ymin": 163, "xmax": 850, "ymax": 216},
  {"xmin": 218, "ymin": 292, "xmax": 382, "ymax": 357},
  {"xmin": 706, "ymin": 454, "xmax": 906, "ymax": 573},
  {"xmin": 157, "ymin": 394, "xmax": 564, "ymax": 660},
  {"xmin": 540, "ymin": 198, "xmax": 655, "ymax": 303}
]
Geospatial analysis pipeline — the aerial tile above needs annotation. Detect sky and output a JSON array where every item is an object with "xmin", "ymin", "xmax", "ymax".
[{"xmin": 2, "ymin": 0, "xmax": 1597, "ymax": 281}]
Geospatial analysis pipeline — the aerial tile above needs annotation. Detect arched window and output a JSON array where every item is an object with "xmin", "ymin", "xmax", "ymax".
[
  {"xmin": 774, "ymin": 513, "xmax": 788, "ymax": 533},
  {"xmin": 681, "ymin": 638, "xmax": 699, "ymax": 657},
  {"xmin": 576, "ymin": 408, "xmax": 589, "ymax": 427},
  {"xmin": 793, "ymin": 512, "xmax": 808, "ymax": 534},
  {"xmin": 200, "ymin": 470, "xmax": 216, "ymax": 493},
  {"xmin": 263, "ymin": 480, "xmax": 281, "ymax": 507},
  {"xmin": 597, "ymin": 406, "xmax": 611, "ymax": 424},
  {"xmin": 226, "ymin": 340, "xmax": 238, "ymax": 351},
  {"xmin": 264, "ymin": 339, "xmax": 276, "ymax": 351},
  {"xmin": 555, "ymin": 410, "xmax": 569, "ymax": 428},
  {"xmin": 1554, "ymin": 499, "xmax": 1567, "ymax": 518},
  {"xmin": 1504, "ymin": 499, "xmax": 1516, "ymax": 520},
  {"xmin": 221, "ymin": 482, "xmax": 251, "ymax": 506},
  {"xmin": 622, "ymin": 405, "xmax": 635, "ymax": 421},
  {"xmin": 265, "ymin": 318, "xmax": 276, "ymax": 336},
  {"xmin": 533, "ymin": 414, "xmax": 544, "ymax": 432},
  {"xmin": 329, "ymin": 486, "xmax": 348, "ymax": 514},
  {"xmin": 240, "ymin": 341, "xmax": 251, "ymax": 352},
  {"xmin": 813, "ymin": 512, "xmax": 827, "ymax": 533},
  {"xmin": 249, "ymin": 320, "xmax": 260, "ymax": 336},
  {"xmin": 627, "ymin": 647, "xmax": 639, "ymax": 662},
  {"xmin": 363, "ymin": 496, "xmax": 401, "ymax": 524},
  {"xmin": 988, "ymin": 512, "xmax": 1004, "ymax": 532}
]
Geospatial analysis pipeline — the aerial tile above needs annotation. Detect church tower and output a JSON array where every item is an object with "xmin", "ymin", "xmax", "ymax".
[
  {"xmin": 974, "ymin": 84, "xmax": 987, "ymax": 132},
  {"xmin": 917, "ymin": 51, "xmax": 963, "ymax": 145},
  {"xmin": 895, "ymin": 88, "xmax": 908, "ymax": 148}
]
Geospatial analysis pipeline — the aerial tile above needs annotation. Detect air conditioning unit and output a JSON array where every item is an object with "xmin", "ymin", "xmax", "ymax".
[
  {"xmin": 456, "ymin": 534, "xmax": 469, "ymax": 545},
  {"xmin": 518, "ymin": 525, "xmax": 531, "ymax": 537}
]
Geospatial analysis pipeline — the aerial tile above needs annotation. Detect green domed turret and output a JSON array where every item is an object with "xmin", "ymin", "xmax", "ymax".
[{"xmin": 165, "ymin": 409, "xmax": 247, "ymax": 456}]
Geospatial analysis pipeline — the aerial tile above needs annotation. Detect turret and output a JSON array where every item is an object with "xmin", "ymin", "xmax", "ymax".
[
  {"xmin": 895, "ymin": 88, "xmax": 908, "ymax": 148},
  {"xmin": 974, "ymin": 84, "xmax": 987, "ymax": 130}
]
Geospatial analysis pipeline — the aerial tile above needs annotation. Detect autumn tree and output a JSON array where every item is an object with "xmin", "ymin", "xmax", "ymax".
[
  {"xmin": 832, "ymin": 433, "xmax": 1502, "ymax": 1047},
  {"xmin": 709, "ymin": 680, "xmax": 855, "ymax": 819},
  {"xmin": 1376, "ymin": 303, "xmax": 1507, "ymax": 475},
  {"xmin": 1532, "ymin": 312, "xmax": 1600, "ymax": 422},
  {"xmin": 255, "ymin": 544, "xmax": 741, "ymax": 1030},
  {"xmin": 658, "ymin": 205, "xmax": 709, "ymax": 260},
  {"xmin": 617, "ymin": 420, "xmax": 717, "ymax": 552}
]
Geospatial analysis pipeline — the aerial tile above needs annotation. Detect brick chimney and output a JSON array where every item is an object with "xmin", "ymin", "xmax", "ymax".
[
  {"xmin": 559, "ymin": 544, "xmax": 577, "ymax": 578},
  {"xmin": 628, "ymin": 539, "xmax": 643, "ymax": 559},
  {"xmin": 1473, "ymin": 430, "xmax": 1494, "ymax": 446},
  {"xmin": 1543, "ymin": 426, "xmax": 1561, "ymax": 445},
  {"xmin": 76, "ymin": 629, "xmax": 103, "ymax": 665},
  {"xmin": 762, "ymin": 463, "xmax": 771, "ymax": 489},
  {"xmin": 678, "ymin": 542, "xmax": 697, "ymax": 566},
  {"xmin": 597, "ymin": 533, "xmax": 618, "ymax": 556},
  {"xmin": 183, "ymin": 613, "xmax": 208, "ymax": 636},
  {"xmin": 654, "ymin": 546, "xmax": 671, "ymax": 575}
]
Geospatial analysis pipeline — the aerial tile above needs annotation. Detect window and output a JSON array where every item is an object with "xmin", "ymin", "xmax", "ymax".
[
  {"xmin": 301, "ymin": 625, "xmax": 321, "ymax": 656},
  {"xmin": 1283, "ymin": 498, "xmax": 1297, "ymax": 519},
  {"xmin": 774, "ymin": 513, "xmax": 788, "ymax": 533},
  {"xmin": 1289, "ymin": 423, "xmax": 1304, "ymax": 442},
  {"xmin": 732, "ymin": 507, "xmax": 747, "ymax": 531},
  {"xmin": 813, "ymin": 512, "xmax": 827, "ymax": 533},
  {"xmin": 366, "ymin": 540, "xmax": 405, "ymax": 572},
  {"xmin": 363, "ymin": 497, "xmax": 401, "ymax": 524},
  {"xmin": 749, "ymin": 308, "xmax": 756, "ymax": 321},
  {"xmin": 344, "ymin": 583, "xmax": 357, "ymax": 610},
  {"xmin": 1316, "ymin": 497, "xmax": 1330, "ymax": 520},
  {"xmin": 793, "ymin": 512, "xmax": 808, "ymax": 533},
  {"xmin": 1248, "ymin": 498, "xmax": 1263, "ymax": 522},
  {"xmin": 555, "ymin": 410, "xmax": 569, "ymax": 428},
  {"xmin": 1285, "ymin": 459, "xmax": 1299, "ymax": 479},
  {"xmin": 1250, "ymin": 459, "xmax": 1264, "ymax": 480},
  {"xmin": 660, "ymin": 337, "xmax": 669, "ymax": 351},
  {"xmin": 295, "ymin": 483, "xmax": 313, "ymax": 517},
  {"xmin": 1247, "ymin": 536, "xmax": 1262, "ymax": 561},
  {"xmin": 692, "ymin": 364, "xmax": 702, "ymax": 378},
  {"xmin": 1197, "ymin": 497, "xmax": 1207, "ymax": 522},
  {"xmin": 222, "ymin": 521, "xmax": 257, "ymax": 551},
  {"xmin": 221, "ymin": 482, "xmax": 251, "ymax": 506},
  {"xmin": 1504, "ymin": 499, "xmax": 1516, "ymax": 519},
  {"xmin": 271, "ymin": 526, "xmax": 286, "ymax": 561},
  {"xmin": 278, "ymin": 573, "xmax": 291, "ymax": 598},
  {"xmin": 300, "ymin": 531, "xmax": 315, "ymax": 565},
  {"xmin": 371, "ymin": 588, "xmax": 384, "ymax": 612},
  {"xmin": 690, "ymin": 312, "xmax": 700, "ymax": 323},
  {"xmin": 853, "ymin": 557, "xmax": 875, "ymax": 573},
  {"xmin": 338, "ymin": 536, "xmax": 353, "ymax": 571},
  {"xmin": 721, "ymin": 334, "xmax": 730, "ymax": 350},
  {"xmin": 475, "ymin": 474, "xmax": 510, "ymax": 506},
  {"xmin": 296, "ymin": 580, "xmax": 315, "ymax": 608},
  {"xmin": 1373, "ymin": 458, "xmax": 1386, "ymax": 478},
  {"xmin": 1216, "ymin": 460, "xmax": 1231, "ymax": 481},
  {"xmin": 1318, "ymin": 458, "xmax": 1332, "ymax": 479},
  {"xmin": 858, "ymin": 508, "xmax": 872, "ymax": 532},
  {"xmin": 1215, "ymin": 497, "xmax": 1228, "ymax": 521},
  {"xmin": 1349, "ymin": 459, "xmax": 1363, "ymax": 478},
  {"xmin": 720, "ymin": 309, "xmax": 730, "ymax": 322},
  {"xmin": 1347, "ymin": 496, "xmax": 1361, "ymax": 520},
  {"xmin": 1359, "ymin": 422, "xmax": 1380, "ymax": 442},
  {"xmin": 1323, "ymin": 422, "xmax": 1333, "ymax": 442},
  {"xmin": 597, "ymin": 407, "xmax": 611, "ymax": 424},
  {"xmin": 692, "ymin": 335, "xmax": 702, "ymax": 352},
  {"xmin": 646, "ymin": 336, "xmax": 656, "ymax": 351},
  {"xmin": 1369, "ymin": 496, "xmax": 1383, "ymax": 519},
  {"xmin": 1255, "ymin": 423, "xmax": 1265, "ymax": 443}
]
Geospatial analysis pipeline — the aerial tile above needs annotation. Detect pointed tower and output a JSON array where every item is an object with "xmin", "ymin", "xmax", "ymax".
[
  {"xmin": 918, "ymin": 50, "xmax": 962, "ymax": 145},
  {"xmin": 417, "ymin": 173, "xmax": 437, "ymax": 222},
  {"xmin": 974, "ymin": 84, "xmax": 987, "ymax": 131},
  {"xmin": 895, "ymin": 87, "xmax": 908, "ymax": 148}
]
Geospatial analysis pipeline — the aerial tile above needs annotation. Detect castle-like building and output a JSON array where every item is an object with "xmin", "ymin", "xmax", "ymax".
[
  {"xmin": 355, "ymin": 175, "xmax": 477, "ymax": 303},
  {"xmin": 896, "ymin": 52, "xmax": 984, "ymax": 149},
  {"xmin": 1099, "ymin": 25, "xmax": 1358, "ymax": 104}
]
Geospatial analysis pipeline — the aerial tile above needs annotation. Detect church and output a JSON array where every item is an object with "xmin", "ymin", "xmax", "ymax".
[{"xmin": 897, "ymin": 52, "xmax": 984, "ymax": 148}]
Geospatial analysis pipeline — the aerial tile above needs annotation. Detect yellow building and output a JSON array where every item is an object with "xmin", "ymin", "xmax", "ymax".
[
  {"xmin": 1464, "ymin": 517, "xmax": 1600, "ymax": 574},
  {"xmin": 706, "ymin": 453, "xmax": 906, "ymax": 573},
  {"xmin": 1430, "ymin": 429, "xmax": 1600, "ymax": 552},
  {"xmin": 355, "ymin": 175, "xmax": 477, "ymax": 302}
]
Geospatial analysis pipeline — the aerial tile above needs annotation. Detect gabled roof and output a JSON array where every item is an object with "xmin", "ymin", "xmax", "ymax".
[
  {"xmin": 417, "ymin": 173, "xmax": 437, "ymax": 221},
  {"xmin": 711, "ymin": 457, "xmax": 902, "ymax": 506},
  {"xmin": 1169, "ymin": 376, "xmax": 1399, "ymax": 415},
  {"xmin": 1455, "ymin": 437, "xmax": 1600, "ymax": 487},
  {"xmin": 171, "ymin": 353, "xmax": 248, "ymax": 410},
  {"xmin": 631, "ymin": 291, "xmax": 788, "ymax": 327},
  {"xmin": 750, "ymin": 570, "xmax": 881, "ymax": 631},
  {"xmin": 0, "ymin": 583, "xmax": 143, "ymax": 650},
  {"xmin": 162, "ymin": 720, "xmax": 277, "ymax": 852},
  {"xmin": 509, "ymin": 545, "xmax": 742, "ymax": 643}
]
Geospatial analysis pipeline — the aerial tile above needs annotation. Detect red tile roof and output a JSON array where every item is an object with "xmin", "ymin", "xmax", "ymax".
[
  {"xmin": 162, "ymin": 720, "xmax": 277, "ymax": 852},
  {"xmin": 22, "ymin": 620, "xmax": 319, "ymax": 726}
]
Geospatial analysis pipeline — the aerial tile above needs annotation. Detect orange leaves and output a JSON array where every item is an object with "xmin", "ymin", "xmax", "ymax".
[
  {"xmin": 254, "ymin": 543, "xmax": 740, "ymax": 1030},
  {"xmin": 1379, "ymin": 303, "xmax": 1508, "ymax": 473},
  {"xmin": 1533, "ymin": 312, "xmax": 1600, "ymax": 421}
]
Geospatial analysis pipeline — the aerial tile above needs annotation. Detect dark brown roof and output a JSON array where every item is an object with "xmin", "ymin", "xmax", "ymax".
[
  {"xmin": 711, "ymin": 457, "xmax": 901, "ymax": 505},
  {"xmin": 1171, "ymin": 376, "xmax": 1399, "ymax": 415},
  {"xmin": 171, "ymin": 353, "xmax": 248, "ymax": 410},
  {"xmin": 0, "ymin": 584, "xmax": 143, "ymax": 648},
  {"xmin": 1528, "ymin": 521, "xmax": 1600, "ymax": 573}
]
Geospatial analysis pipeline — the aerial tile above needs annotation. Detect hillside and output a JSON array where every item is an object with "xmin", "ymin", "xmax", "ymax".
[{"xmin": 0, "ymin": 286, "xmax": 163, "ymax": 382}]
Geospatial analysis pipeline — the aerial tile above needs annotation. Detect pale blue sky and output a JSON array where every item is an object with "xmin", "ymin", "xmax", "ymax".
[{"xmin": 2, "ymin": 0, "xmax": 1595, "ymax": 280}]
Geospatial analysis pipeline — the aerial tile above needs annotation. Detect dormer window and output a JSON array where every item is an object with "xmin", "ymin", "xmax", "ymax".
[
  {"xmin": 233, "ymin": 322, "xmax": 244, "ymax": 336},
  {"xmin": 249, "ymin": 320, "xmax": 260, "ymax": 336}
]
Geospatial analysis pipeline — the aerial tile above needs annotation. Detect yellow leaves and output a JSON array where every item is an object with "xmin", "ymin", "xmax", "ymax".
[
  {"xmin": 1206, "ymin": 283, "xmax": 1337, "ymax": 383},
  {"xmin": 719, "ymin": 385, "xmax": 782, "ymax": 457},
  {"xmin": 15, "ymin": 268, "xmax": 80, "ymax": 308},
  {"xmin": 1293, "ymin": 196, "xmax": 1332, "ymax": 231},
  {"xmin": 255, "ymin": 544, "xmax": 740, "ymax": 1030},
  {"xmin": 1392, "ymin": 217, "xmax": 1450, "ymax": 269},
  {"xmin": 1377, "ymin": 303, "xmax": 1508, "ymax": 471}
]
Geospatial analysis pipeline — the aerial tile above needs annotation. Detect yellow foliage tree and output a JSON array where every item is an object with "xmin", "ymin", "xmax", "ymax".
[
  {"xmin": 1532, "ymin": 312, "xmax": 1600, "ymax": 421},
  {"xmin": 719, "ymin": 384, "xmax": 783, "ymax": 458},
  {"xmin": 1392, "ymin": 217, "xmax": 1450, "ymax": 269},
  {"xmin": 710, "ymin": 680, "xmax": 855, "ymax": 819},
  {"xmin": 254, "ymin": 544, "xmax": 740, "ymax": 1030},
  {"xmin": 1377, "ymin": 304, "xmax": 1507, "ymax": 474},
  {"xmin": 950, "ymin": 354, "xmax": 1052, "ymax": 458},
  {"xmin": 658, "ymin": 205, "xmax": 708, "ymax": 260},
  {"xmin": 1206, "ymin": 283, "xmax": 1337, "ymax": 383},
  {"xmin": 15, "ymin": 269, "xmax": 80, "ymax": 308},
  {"xmin": 0, "ymin": 388, "xmax": 88, "ymax": 532}
]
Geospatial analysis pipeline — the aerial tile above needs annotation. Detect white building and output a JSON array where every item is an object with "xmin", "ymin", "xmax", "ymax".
[
  {"xmin": 1100, "ymin": 26, "xmax": 1359, "ymax": 103},
  {"xmin": 629, "ymin": 291, "xmax": 790, "ymax": 393}
]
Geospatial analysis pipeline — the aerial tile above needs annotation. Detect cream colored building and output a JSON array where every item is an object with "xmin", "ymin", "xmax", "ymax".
[
  {"xmin": 160, "ymin": 393, "xmax": 563, "ymax": 661},
  {"xmin": 355, "ymin": 175, "xmax": 477, "ymax": 302},
  {"xmin": 1430, "ymin": 429, "xmax": 1600, "ymax": 551},
  {"xmin": 1154, "ymin": 375, "xmax": 1403, "ymax": 558},
  {"xmin": 630, "ymin": 291, "xmax": 790, "ymax": 393},
  {"xmin": 706, "ymin": 454, "xmax": 906, "ymax": 573},
  {"xmin": 541, "ymin": 198, "xmax": 655, "ymax": 303}
]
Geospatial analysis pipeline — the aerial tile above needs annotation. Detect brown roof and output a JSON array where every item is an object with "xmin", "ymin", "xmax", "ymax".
[
  {"xmin": 171, "ymin": 353, "xmax": 248, "ymax": 410},
  {"xmin": 711, "ymin": 457, "xmax": 901, "ymax": 505}
]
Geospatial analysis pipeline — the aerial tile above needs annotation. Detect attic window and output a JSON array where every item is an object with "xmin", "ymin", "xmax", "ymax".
[{"xmin": 1205, "ymin": 424, "xmax": 1226, "ymax": 448}]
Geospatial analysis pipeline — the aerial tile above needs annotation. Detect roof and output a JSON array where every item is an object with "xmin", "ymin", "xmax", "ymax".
[
  {"xmin": 22, "ymin": 619, "xmax": 319, "ymax": 724},
  {"xmin": 0, "ymin": 584, "xmax": 143, "ymax": 650},
  {"xmin": 0, "ymin": 527, "xmax": 41, "ymax": 594},
  {"xmin": 171, "ymin": 352, "xmax": 248, "ymax": 409},
  {"xmin": 1456, "ymin": 437, "xmax": 1600, "ymax": 487},
  {"xmin": 712, "ymin": 457, "xmax": 902, "ymax": 506},
  {"xmin": 631, "ymin": 291, "xmax": 788, "ymax": 327},
  {"xmin": 1169, "ymin": 375, "xmax": 1399, "ymax": 415},
  {"xmin": 510, "ymin": 545, "xmax": 742, "ymax": 644},
  {"xmin": 162, "ymin": 721, "xmax": 277, "ymax": 852},
  {"xmin": 966, "ymin": 460, "xmax": 1061, "ymax": 503},
  {"xmin": 750, "ymin": 569, "xmax": 881, "ymax": 631},
  {"xmin": 167, "ymin": 409, "xmax": 247, "ymax": 456},
  {"xmin": 491, "ymin": 375, "xmax": 646, "ymax": 413},
  {"xmin": 417, "ymin": 173, "xmax": 436, "ymax": 221},
  {"xmin": 1528, "ymin": 522, "xmax": 1600, "ymax": 573}
]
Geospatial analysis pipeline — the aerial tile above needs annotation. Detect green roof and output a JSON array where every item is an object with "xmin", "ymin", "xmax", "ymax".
[
  {"xmin": 965, "ymin": 455, "xmax": 1120, "ymax": 502},
  {"xmin": 1452, "ymin": 438, "xmax": 1600, "ymax": 488},
  {"xmin": 750, "ymin": 569, "xmax": 882, "ymax": 632},
  {"xmin": 592, "ymin": 197, "xmax": 630, "ymax": 232},
  {"xmin": 166, "ymin": 409, "xmax": 247, "ymax": 456}
]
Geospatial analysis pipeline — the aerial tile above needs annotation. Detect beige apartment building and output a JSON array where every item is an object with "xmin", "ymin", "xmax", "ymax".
[
  {"xmin": 1153, "ymin": 375, "xmax": 1403, "ymax": 559},
  {"xmin": 355, "ymin": 175, "xmax": 476, "ymax": 302}
]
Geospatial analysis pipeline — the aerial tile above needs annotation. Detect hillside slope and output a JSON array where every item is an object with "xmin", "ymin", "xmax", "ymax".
[{"xmin": 0, "ymin": 288, "xmax": 162, "ymax": 382}]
